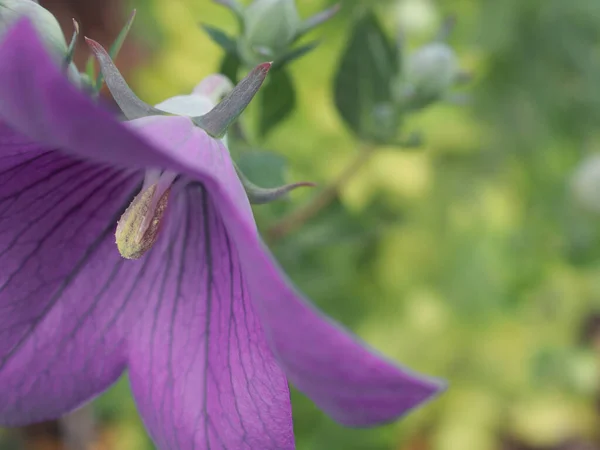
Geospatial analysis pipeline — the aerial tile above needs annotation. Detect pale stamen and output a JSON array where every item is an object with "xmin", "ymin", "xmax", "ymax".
[{"xmin": 115, "ymin": 170, "xmax": 176, "ymax": 259}]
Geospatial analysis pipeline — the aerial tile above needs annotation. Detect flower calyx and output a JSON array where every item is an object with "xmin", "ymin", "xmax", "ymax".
[{"xmin": 86, "ymin": 36, "xmax": 271, "ymax": 138}]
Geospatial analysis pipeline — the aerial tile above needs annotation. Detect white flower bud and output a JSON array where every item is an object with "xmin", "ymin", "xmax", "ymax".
[
  {"xmin": 405, "ymin": 42, "xmax": 459, "ymax": 98},
  {"xmin": 241, "ymin": 0, "xmax": 300, "ymax": 63}
]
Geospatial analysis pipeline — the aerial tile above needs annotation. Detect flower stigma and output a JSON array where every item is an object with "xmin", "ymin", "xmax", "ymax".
[{"xmin": 115, "ymin": 171, "xmax": 175, "ymax": 259}]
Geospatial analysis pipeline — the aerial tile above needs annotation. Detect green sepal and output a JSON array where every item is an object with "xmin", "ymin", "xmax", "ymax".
[
  {"xmin": 86, "ymin": 37, "xmax": 166, "ymax": 120},
  {"xmin": 234, "ymin": 162, "xmax": 315, "ymax": 204},
  {"xmin": 193, "ymin": 62, "xmax": 271, "ymax": 138}
]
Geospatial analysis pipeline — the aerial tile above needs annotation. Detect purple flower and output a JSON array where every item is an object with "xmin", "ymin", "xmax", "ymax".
[{"xmin": 0, "ymin": 19, "xmax": 445, "ymax": 449}]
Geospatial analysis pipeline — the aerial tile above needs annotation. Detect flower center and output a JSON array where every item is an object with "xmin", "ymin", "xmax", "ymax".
[{"xmin": 115, "ymin": 170, "xmax": 176, "ymax": 259}]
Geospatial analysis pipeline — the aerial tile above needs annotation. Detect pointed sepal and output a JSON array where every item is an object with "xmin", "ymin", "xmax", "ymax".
[
  {"xmin": 193, "ymin": 62, "xmax": 271, "ymax": 138},
  {"xmin": 85, "ymin": 37, "xmax": 166, "ymax": 120},
  {"xmin": 235, "ymin": 164, "xmax": 315, "ymax": 204}
]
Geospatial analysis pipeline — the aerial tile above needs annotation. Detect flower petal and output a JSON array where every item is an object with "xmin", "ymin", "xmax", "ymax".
[
  {"xmin": 128, "ymin": 124, "xmax": 445, "ymax": 427},
  {"xmin": 215, "ymin": 194, "xmax": 446, "ymax": 426},
  {"xmin": 0, "ymin": 18, "xmax": 445, "ymax": 428},
  {"xmin": 127, "ymin": 185, "xmax": 294, "ymax": 450},
  {"xmin": 0, "ymin": 122, "xmax": 156, "ymax": 424}
]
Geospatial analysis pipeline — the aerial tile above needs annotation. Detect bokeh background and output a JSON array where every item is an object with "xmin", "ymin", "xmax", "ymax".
[{"xmin": 3, "ymin": 0, "xmax": 600, "ymax": 448}]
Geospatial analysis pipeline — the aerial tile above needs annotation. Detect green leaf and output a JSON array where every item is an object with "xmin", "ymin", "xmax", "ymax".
[
  {"xmin": 333, "ymin": 12, "xmax": 399, "ymax": 141},
  {"xmin": 259, "ymin": 69, "xmax": 296, "ymax": 137},
  {"xmin": 94, "ymin": 9, "xmax": 137, "ymax": 92},
  {"xmin": 220, "ymin": 51, "xmax": 241, "ymax": 84},
  {"xmin": 85, "ymin": 55, "xmax": 96, "ymax": 81},
  {"xmin": 200, "ymin": 24, "xmax": 237, "ymax": 53},
  {"xmin": 109, "ymin": 10, "xmax": 136, "ymax": 59}
]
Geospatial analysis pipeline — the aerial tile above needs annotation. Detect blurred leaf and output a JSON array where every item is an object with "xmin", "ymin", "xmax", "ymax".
[
  {"xmin": 259, "ymin": 69, "xmax": 296, "ymax": 137},
  {"xmin": 272, "ymin": 41, "xmax": 320, "ymax": 71},
  {"xmin": 333, "ymin": 11, "xmax": 399, "ymax": 141},
  {"xmin": 200, "ymin": 24, "xmax": 237, "ymax": 53},
  {"xmin": 109, "ymin": 10, "xmax": 137, "ymax": 59}
]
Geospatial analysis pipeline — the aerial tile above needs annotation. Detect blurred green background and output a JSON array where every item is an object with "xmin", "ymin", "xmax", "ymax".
[{"xmin": 5, "ymin": 0, "xmax": 600, "ymax": 449}]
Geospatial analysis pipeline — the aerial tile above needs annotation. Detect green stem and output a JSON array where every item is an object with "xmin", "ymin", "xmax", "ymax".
[{"xmin": 267, "ymin": 143, "xmax": 375, "ymax": 243}]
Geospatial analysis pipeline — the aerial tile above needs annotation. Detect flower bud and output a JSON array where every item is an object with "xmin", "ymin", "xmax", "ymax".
[
  {"xmin": 239, "ymin": 0, "xmax": 300, "ymax": 65},
  {"xmin": 404, "ymin": 42, "xmax": 459, "ymax": 100},
  {"xmin": 571, "ymin": 154, "xmax": 600, "ymax": 214},
  {"xmin": 0, "ymin": 0, "xmax": 68, "ymax": 58}
]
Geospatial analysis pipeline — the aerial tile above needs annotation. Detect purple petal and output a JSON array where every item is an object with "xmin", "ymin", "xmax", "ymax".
[
  {"xmin": 0, "ymin": 18, "xmax": 445, "ymax": 430},
  {"xmin": 214, "ymin": 193, "xmax": 446, "ymax": 426},
  {"xmin": 0, "ymin": 122, "xmax": 153, "ymax": 424},
  {"xmin": 127, "ymin": 125, "xmax": 445, "ymax": 428},
  {"xmin": 127, "ymin": 185, "xmax": 294, "ymax": 450}
]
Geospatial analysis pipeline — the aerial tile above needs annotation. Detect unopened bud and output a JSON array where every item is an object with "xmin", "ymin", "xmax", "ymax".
[
  {"xmin": 405, "ymin": 42, "xmax": 459, "ymax": 99},
  {"xmin": 0, "ymin": 0, "xmax": 67, "ymax": 58},
  {"xmin": 572, "ymin": 154, "xmax": 600, "ymax": 214},
  {"xmin": 240, "ymin": 0, "xmax": 300, "ymax": 65}
]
